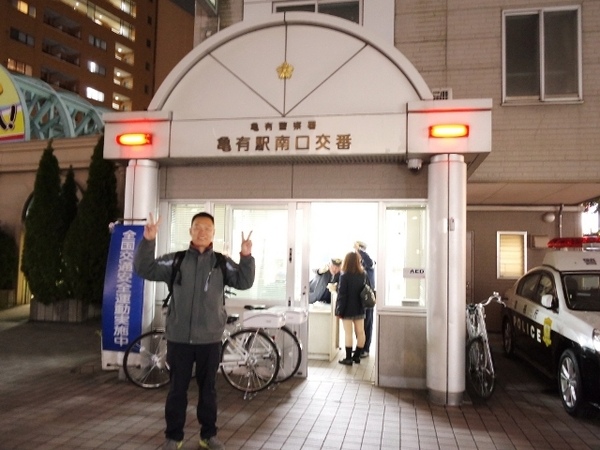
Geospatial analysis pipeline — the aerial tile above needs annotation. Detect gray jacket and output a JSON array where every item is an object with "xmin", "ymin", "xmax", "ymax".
[{"xmin": 134, "ymin": 238, "xmax": 255, "ymax": 344}]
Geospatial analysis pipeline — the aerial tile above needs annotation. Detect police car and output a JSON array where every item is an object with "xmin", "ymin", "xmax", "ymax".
[{"xmin": 502, "ymin": 236, "xmax": 600, "ymax": 416}]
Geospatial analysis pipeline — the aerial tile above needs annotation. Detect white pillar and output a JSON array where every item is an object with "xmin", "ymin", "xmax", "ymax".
[
  {"xmin": 124, "ymin": 159, "xmax": 159, "ymax": 332},
  {"xmin": 426, "ymin": 154, "xmax": 467, "ymax": 405}
]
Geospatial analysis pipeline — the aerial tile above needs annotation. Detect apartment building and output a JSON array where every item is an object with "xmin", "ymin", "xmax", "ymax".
[{"xmin": 0, "ymin": 0, "xmax": 197, "ymax": 111}]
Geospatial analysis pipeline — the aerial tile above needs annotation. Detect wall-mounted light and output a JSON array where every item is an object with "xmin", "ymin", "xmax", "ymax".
[
  {"xmin": 542, "ymin": 212, "xmax": 556, "ymax": 223},
  {"xmin": 429, "ymin": 124, "xmax": 469, "ymax": 138},
  {"xmin": 117, "ymin": 133, "xmax": 152, "ymax": 146}
]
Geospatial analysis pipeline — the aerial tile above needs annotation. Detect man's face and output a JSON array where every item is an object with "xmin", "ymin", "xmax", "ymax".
[
  {"xmin": 190, "ymin": 216, "xmax": 215, "ymax": 249},
  {"xmin": 329, "ymin": 264, "xmax": 341, "ymax": 275}
]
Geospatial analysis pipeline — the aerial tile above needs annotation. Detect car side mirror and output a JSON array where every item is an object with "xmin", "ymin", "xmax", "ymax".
[{"xmin": 541, "ymin": 294, "xmax": 555, "ymax": 309}]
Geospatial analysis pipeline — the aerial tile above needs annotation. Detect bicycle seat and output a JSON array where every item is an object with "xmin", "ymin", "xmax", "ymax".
[
  {"xmin": 244, "ymin": 304, "xmax": 267, "ymax": 310},
  {"xmin": 227, "ymin": 314, "xmax": 239, "ymax": 324}
]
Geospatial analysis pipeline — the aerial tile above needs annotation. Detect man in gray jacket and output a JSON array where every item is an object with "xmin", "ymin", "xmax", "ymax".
[{"xmin": 134, "ymin": 212, "xmax": 255, "ymax": 450}]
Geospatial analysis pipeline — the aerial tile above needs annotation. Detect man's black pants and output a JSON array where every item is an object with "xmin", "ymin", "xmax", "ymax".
[{"xmin": 165, "ymin": 341, "xmax": 221, "ymax": 442}]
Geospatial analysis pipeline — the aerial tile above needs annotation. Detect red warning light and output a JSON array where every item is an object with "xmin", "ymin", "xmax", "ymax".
[
  {"xmin": 429, "ymin": 124, "xmax": 469, "ymax": 138},
  {"xmin": 117, "ymin": 133, "xmax": 152, "ymax": 146},
  {"xmin": 547, "ymin": 236, "xmax": 600, "ymax": 249}
]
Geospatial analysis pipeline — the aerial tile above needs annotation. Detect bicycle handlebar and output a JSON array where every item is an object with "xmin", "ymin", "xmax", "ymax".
[{"xmin": 480, "ymin": 291, "xmax": 505, "ymax": 307}]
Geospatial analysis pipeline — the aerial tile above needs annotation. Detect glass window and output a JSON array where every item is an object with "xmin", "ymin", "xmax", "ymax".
[
  {"xmin": 274, "ymin": 1, "xmax": 361, "ymax": 24},
  {"xmin": 503, "ymin": 6, "xmax": 581, "ymax": 103},
  {"xmin": 88, "ymin": 61, "xmax": 106, "ymax": 76},
  {"xmin": 384, "ymin": 204, "xmax": 426, "ymax": 308},
  {"xmin": 517, "ymin": 272, "xmax": 540, "ymax": 301},
  {"xmin": 12, "ymin": 0, "xmax": 36, "ymax": 17},
  {"xmin": 9, "ymin": 28, "xmax": 34, "ymax": 46},
  {"xmin": 170, "ymin": 203, "xmax": 289, "ymax": 303},
  {"xmin": 59, "ymin": 0, "xmax": 135, "ymax": 41},
  {"xmin": 89, "ymin": 34, "xmax": 107, "ymax": 50},
  {"xmin": 497, "ymin": 232, "xmax": 526, "ymax": 279},
  {"xmin": 86, "ymin": 87, "xmax": 105, "ymax": 102},
  {"xmin": 7, "ymin": 58, "xmax": 32, "ymax": 75}
]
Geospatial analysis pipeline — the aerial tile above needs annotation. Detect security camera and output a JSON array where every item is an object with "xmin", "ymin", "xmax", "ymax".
[{"xmin": 407, "ymin": 158, "xmax": 422, "ymax": 173}]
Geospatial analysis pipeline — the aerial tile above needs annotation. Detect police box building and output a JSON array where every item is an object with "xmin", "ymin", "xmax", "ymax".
[{"xmin": 103, "ymin": 12, "xmax": 492, "ymax": 406}]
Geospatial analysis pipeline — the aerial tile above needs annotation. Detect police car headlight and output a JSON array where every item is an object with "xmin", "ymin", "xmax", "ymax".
[{"xmin": 593, "ymin": 329, "xmax": 600, "ymax": 353}]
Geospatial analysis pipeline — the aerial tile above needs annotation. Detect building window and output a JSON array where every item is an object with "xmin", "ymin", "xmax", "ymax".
[
  {"xmin": 86, "ymin": 87, "xmax": 105, "ymax": 102},
  {"xmin": 59, "ymin": 0, "xmax": 135, "ymax": 41},
  {"xmin": 106, "ymin": 0, "xmax": 136, "ymax": 18},
  {"xmin": 89, "ymin": 34, "xmax": 107, "ymax": 51},
  {"xmin": 112, "ymin": 92, "xmax": 132, "ymax": 111},
  {"xmin": 503, "ymin": 6, "xmax": 581, "ymax": 103},
  {"xmin": 115, "ymin": 43, "xmax": 134, "ymax": 65},
  {"xmin": 114, "ymin": 68, "xmax": 133, "ymax": 89},
  {"xmin": 12, "ymin": 0, "xmax": 36, "ymax": 17},
  {"xmin": 9, "ymin": 28, "xmax": 34, "ymax": 46},
  {"xmin": 88, "ymin": 61, "xmax": 106, "ymax": 76},
  {"xmin": 7, "ymin": 58, "xmax": 32, "ymax": 75},
  {"xmin": 274, "ymin": 1, "xmax": 361, "ymax": 24},
  {"xmin": 497, "ymin": 232, "xmax": 527, "ymax": 279}
]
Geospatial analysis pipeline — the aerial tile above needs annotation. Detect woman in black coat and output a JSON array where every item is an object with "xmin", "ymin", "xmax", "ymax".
[{"xmin": 335, "ymin": 251, "xmax": 366, "ymax": 365}]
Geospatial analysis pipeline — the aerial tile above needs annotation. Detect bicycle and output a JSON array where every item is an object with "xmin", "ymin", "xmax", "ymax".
[
  {"xmin": 122, "ymin": 314, "xmax": 281, "ymax": 397},
  {"xmin": 244, "ymin": 305, "xmax": 304, "ymax": 383},
  {"xmin": 465, "ymin": 291, "xmax": 505, "ymax": 400}
]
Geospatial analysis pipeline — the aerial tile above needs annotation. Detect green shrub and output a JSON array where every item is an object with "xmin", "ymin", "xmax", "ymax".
[
  {"xmin": 21, "ymin": 141, "xmax": 64, "ymax": 304},
  {"xmin": 63, "ymin": 135, "xmax": 119, "ymax": 305}
]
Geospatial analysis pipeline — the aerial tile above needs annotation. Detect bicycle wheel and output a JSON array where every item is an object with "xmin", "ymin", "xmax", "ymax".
[
  {"xmin": 466, "ymin": 336, "xmax": 495, "ymax": 399},
  {"xmin": 123, "ymin": 330, "xmax": 170, "ymax": 389},
  {"xmin": 265, "ymin": 326, "xmax": 302, "ymax": 383},
  {"xmin": 220, "ymin": 328, "xmax": 280, "ymax": 393}
]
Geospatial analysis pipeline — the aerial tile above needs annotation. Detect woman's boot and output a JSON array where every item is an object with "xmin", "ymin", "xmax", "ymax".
[
  {"xmin": 353, "ymin": 347, "xmax": 363, "ymax": 364},
  {"xmin": 339, "ymin": 347, "xmax": 353, "ymax": 365}
]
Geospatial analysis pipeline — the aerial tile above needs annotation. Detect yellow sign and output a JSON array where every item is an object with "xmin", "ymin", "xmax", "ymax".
[
  {"xmin": 0, "ymin": 65, "xmax": 26, "ymax": 142},
  {"xmin": 543, "ymin": 317, "xmax": 552, "ymax": 347}
]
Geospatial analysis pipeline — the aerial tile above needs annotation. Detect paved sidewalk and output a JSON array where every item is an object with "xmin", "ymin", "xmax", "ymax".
[{"xmin": 1, "ymin": 305, "xmax": 600, "ymax": 449}]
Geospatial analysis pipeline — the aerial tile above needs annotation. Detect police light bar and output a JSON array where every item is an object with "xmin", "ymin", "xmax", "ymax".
[
  {"xmin": 429, "ymin": 124, "xmax": 469, "ymax": 138},
  {"xmin": 116, "ymin": 133, "xmax": 152, "ymax": 146},
  {"xmin": 547, "ymin": 236, "xmax": 600, "ymax": 249}
]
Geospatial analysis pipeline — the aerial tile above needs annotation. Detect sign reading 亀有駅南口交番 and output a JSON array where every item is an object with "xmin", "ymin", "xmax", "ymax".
[{"xmin": 168, "ymin": 114, "xmax": 406, "ymax": 159}]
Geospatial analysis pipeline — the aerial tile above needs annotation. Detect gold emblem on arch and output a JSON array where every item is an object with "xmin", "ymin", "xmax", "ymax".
[{"xmin": 276, "ymin": 61, "xmax": 294, "ymax": 80}]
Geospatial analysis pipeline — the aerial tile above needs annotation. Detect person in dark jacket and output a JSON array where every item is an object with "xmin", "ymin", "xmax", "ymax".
[
  {"xmin": 308, "ymin": 258, "xmax": 342, "ymax": 304},
  {"xmin": 354, "ymin": 240, "xmax": 375, "ymax": 358},
  {"xmin": 134, "ymin": 212, "xmax": 255, "ymax": 450},
  {"xmin": 335, "ymin": 251, "xmax": 366, "ymax": 365}
]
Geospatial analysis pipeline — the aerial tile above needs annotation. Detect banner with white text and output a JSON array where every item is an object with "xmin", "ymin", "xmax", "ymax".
[{"xmin": 101, "ymin": 224, "xmax": 145, "ymax": 353}]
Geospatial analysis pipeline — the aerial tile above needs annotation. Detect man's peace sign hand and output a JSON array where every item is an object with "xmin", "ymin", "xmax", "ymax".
[
  {"xmin": 241, "ymin": 231, "xmax": 253, "ymax": 256},
  {"xmin": 143, "ymin": 212, "xmax": 161, "ymax": 240}
]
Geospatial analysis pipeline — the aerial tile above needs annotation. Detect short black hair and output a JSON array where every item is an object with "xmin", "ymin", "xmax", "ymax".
[{"xmin": 191, "ymin": 212, "xmax": 215, "ymax": 225}]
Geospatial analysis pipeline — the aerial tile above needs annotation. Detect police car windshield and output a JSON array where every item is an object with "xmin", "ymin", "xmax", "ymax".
[{"xmin": 563, "ymin": 274, "xmax": 600, "ymax": 311}]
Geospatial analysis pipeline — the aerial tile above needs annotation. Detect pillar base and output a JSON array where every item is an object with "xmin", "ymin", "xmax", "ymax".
[{"xmin": 428, "ymin": 388, "xmax": 463, "ymax": 406}]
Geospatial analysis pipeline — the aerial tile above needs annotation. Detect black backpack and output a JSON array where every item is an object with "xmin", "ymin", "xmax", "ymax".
[{"xmin": 161, "ymin": 250, "xmax": 228, "ymax": 308}]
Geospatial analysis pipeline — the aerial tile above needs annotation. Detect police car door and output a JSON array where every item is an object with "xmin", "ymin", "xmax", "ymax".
[{"xmin": 527, "ymin": 272, "xmax": 557, "ymax": 374}]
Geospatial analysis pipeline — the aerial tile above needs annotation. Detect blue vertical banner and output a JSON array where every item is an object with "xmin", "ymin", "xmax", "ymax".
[{"xmin": 102, "ymin": 224, "xmax": 145, "ymax": 352}]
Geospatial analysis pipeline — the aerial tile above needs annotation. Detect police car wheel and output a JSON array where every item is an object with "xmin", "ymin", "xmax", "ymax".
[
  {"xmin": 558, "ymin": 349, "xmax": 584, "ymax": 416},
  {"xmin": 502, "ymin": 319, "xmax": 514, "ymax": 357}
]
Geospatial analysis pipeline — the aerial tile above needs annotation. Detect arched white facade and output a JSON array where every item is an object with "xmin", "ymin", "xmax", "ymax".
[{"xmin": 103, "ymin": 12, "xmax": 492, "ymax": 405}]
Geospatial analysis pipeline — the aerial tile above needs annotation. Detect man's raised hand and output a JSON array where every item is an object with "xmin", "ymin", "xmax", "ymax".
[{"xmin": 144, "ymin": 212, "xmax": 161, "ymax": 240}]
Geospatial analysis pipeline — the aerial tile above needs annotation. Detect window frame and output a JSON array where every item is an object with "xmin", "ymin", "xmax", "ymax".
[
  {"xmin": 502, "ymin": 5, "xmax": 582, "ymax": 104},
  {"xmin": 497, "ymin": 231, "xmax": 527, "ymax": 280},
  {"xmin": 273, "ymin": 0, "xmax": 362, "ymax": 24}
]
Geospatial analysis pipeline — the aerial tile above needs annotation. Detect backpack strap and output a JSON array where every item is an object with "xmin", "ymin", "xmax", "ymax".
[{"xmin": 161, "ymin": 250, "xmax": 186, "ymax": 308}]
